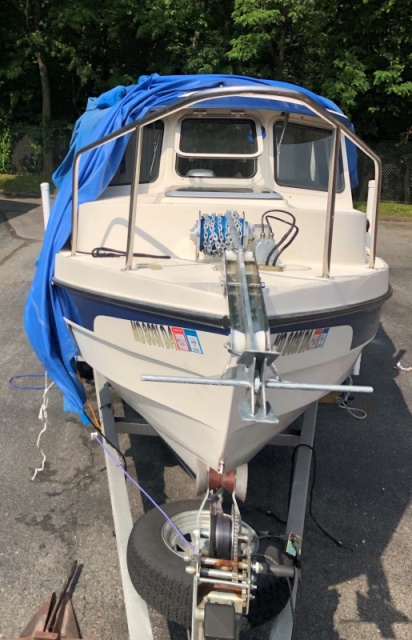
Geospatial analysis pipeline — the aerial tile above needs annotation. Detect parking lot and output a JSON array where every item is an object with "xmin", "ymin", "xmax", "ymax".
[{"xmin": 0, "ymin": 197, "xmax": 411, "ymax": 639}]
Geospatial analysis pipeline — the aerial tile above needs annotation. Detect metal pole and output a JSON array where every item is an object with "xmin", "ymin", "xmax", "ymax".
[
  {"xmin": 40, "ymin": 182, "xmax": 51, "ymax": 229},
  {"xmin": 70, "ymin": 85, "xmax": 382, "ymax": 265},
  {"xmin": 368, "ymin": 158, "xmax": 382, "ymax": 268},
  {"xmin": 125, "ymin": 125, "xmax": 143, "ymax": 270},
  {"xmin": 71, "ymin": 153, "xmax": 81, "ymax": 256},
  {"xmin": 322, "ymin": 127, "xmax": 341, "ymax": 278}
]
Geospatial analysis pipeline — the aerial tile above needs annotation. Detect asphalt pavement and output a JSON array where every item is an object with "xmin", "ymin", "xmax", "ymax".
[{"xmin": 0, "ymin": 196, "xmax": 411, "ymax": 640}]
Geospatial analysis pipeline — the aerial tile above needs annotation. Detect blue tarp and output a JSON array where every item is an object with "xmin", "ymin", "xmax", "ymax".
[{"xmin": 24, "ymin": 73, "xmax": 356, "ymax": 419}]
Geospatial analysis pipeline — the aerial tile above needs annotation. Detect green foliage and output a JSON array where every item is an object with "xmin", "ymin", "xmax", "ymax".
[
  {"xmin": 0, "ymin": 125, "xmax": 12, "ymax": 173},
  {"xmin": 0, "ymin": 173, "xmax": 56, "ymax": 195},
  {"xmin": 0, "ymin": 0, "xmax": 410, "ymax": 143},
  {"xmin": 229, "ymin": 0, "xmax": 315, "ymax": 78},
  {"xmin": 354, "ymin": 201, "xmax": 412, "ymax": 218}
]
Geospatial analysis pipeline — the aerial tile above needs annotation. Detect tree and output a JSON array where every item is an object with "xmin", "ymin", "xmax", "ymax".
[
  {"xmin": 314, "ymin": 0, "xmax": 412, "ymax": 138},
  {"xmin": 135, "ymin": 0, "xmax": 235, "ymax": 74},
  {"xmin": 0, "ymin": 0, "xmax": 410, "ymax": 145},
  {"xmin": 228, "ymin": 0, "xmax": 317, "ymax": 80}
]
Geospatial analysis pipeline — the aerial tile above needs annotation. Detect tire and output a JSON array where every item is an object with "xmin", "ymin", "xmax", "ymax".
[{"xmin": 127, "ymin": 499, "xmax": 292, "ymax": 630}]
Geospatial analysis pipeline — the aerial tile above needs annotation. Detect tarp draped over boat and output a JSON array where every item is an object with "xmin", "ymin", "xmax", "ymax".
[{"xmin": 24, "ymin": 73, "xmax": 357, "ymax": 418}]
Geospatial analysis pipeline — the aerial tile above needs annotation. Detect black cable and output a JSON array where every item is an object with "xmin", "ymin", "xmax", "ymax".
[
  {"xmin": 91, "ymin": 247, "xmax": 171, "ymax": 259},
  {"xmin": 255, "ymin": 506, "xmax": 286, "ymax": 526},
  {"xmin": 286, "ymin": 577, "xmax": 295, "ymax": 622},
  {"xmin": 290, "ymin": 444, "xmax": 353, "ymax": 551},
  {"xmin": 85, "ymin": 413, "xmax": 128, "ymax": 474},
  {"xmin": 260, "ymin": 208, "xmax": 296, "ymax": 233},
  {"xmin": 265, "ymin": 215, "xmax": 295, "ymax": 247},
  {"xmin": 272, "ymin": 225, "xmax": 299, "ymax": 264},
  {"xmin": 264, "ymin": 221, "xmax": 296, "ymax": 266},
  {"xmin": 263, "ymin": 215, "xmax": 296, "ymax": 266},
  {"xmin": 258, "ymin": 534, "xmax": 283, "ymax": 542},
  {"xmin": 261, "ymin": 209, "xmax": 299, "ymax": 266}
]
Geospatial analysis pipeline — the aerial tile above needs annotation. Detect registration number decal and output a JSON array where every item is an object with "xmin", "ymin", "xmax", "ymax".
[
  {"xmin": 272, "ymin": 327, "xmax": 330, "ymax": 356},
  {"xmin": 131, "ymin": 321, "xmax": 203, "ymax": 354}
]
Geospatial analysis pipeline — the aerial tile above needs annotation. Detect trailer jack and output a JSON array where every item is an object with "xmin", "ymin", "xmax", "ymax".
[{"xmin": 9, "ymin": 561, "xmax": 83, "ymax": 640}]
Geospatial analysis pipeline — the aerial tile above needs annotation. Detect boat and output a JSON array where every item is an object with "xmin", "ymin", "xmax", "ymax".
[{"xmin": 25, "ymin": 74, "xmax": 390, "ymax": 638}]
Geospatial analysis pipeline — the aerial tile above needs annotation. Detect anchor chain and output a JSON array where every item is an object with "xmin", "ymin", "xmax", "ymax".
[{"xmin": 202, "ymin": 212, "xmax": 243, "ymax": 255}]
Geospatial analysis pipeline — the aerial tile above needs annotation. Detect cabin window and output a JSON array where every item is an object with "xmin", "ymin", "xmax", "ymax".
[
  {"xmin": 274, "ymin": 122, "xmax": 344, "ymax": 192},
  {"xmin": 176, "ymin": 118, "xmax": 258, "ymax": 178},
  {"xmin": 110, "ymin": 120, "xmax": 164, "ymax": 185}
]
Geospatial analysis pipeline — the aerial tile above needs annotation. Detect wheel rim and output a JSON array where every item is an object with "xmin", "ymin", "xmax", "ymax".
[{"xmin": 161, "ymin": 509, "xmax": 259, "ymax": 558}]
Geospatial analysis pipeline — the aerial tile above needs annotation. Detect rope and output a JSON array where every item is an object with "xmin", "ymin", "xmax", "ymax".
[
  {"xmin": 91, "ymin": 432, "xmax": 195, "ymax": 554},
  {"xmin": 31, "ymin": 373, "xmax": 54, "ymax": 481},
  {"xmin": 396, "ymin": 359, "xmax": 412, "ymax": 372},
  {"xmin": 335, "ymin": 376, "xmax": 367, "ymax": 420},
  {"xmin": 336, "ymin": 397, "xmax": 367, "ymax": 420},
  {"xmin": 9, "ymin": 373, "xmax": 48, "ymax": 390}
]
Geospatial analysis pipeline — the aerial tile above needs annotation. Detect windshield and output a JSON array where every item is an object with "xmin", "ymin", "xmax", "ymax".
[
  {"xmin": 179, "ymin": 118, "xmax": 258, "ymax": 155},
  {"xmin": 177, "ymin": 117, "xmax": 258, "ymax": 178},
  {"xmin": 110, "ymin": 120, "xmax": 164, "ymax": 185},
  {"xmin": 274, "ymin": 122, "xmax": 344, "ymax": 192}
]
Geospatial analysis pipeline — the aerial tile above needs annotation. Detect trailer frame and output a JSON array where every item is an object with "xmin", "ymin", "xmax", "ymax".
[{"xmin": 93, "ymin": 369, "xmax": 319, "ymax": 640}]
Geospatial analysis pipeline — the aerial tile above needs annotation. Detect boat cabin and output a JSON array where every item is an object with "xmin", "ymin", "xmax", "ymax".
[{"xmin": 73, "ymin": 103, "xmax": 368, "ymax": 270}]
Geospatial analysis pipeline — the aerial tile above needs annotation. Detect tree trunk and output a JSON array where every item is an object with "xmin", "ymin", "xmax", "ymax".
[
  {"xmin": 37, "ymin": 50, "xmax": 54, "ymax": 175},
  {"xmin": 276, "ymin": 25, "xmax": 286, "ymax": 80}
]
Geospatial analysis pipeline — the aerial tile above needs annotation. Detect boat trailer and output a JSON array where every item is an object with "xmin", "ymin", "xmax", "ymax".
[
  {"xmin": 10, "ymin": 371, "xmax": 371, "ymax": 640},
  {"xmin": 92, "ymin": 374, "xmax": 323, "ymax": 640}
]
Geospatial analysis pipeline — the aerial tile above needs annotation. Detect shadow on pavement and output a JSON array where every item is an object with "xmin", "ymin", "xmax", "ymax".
[
  {"xmin": 125, "ymin": 324, "xmax": 411, "ymax": 639},
  {"xmin": 290, "ymin": 326, "xmax": 411, "ymax": 639},
  {"xmin": 0, "ymin": 197, "xmax": 41, "ymax": 222}
]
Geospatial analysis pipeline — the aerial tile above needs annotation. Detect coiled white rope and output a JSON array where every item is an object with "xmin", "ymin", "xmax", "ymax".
[
  {"xmin": 336, "ymin": 376, "xmax": 367, "ymax": 420},
  {"xmin": 396, "ymin": 358, "xmax": 412, "ymax": 372},
  {"xmin": 31, "ymin": 372, "xmax": 54, "ymax": 480}
]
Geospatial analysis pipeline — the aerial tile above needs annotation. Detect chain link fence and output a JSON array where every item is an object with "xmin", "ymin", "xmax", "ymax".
[
  {"xmin": 0, "ymin": 125, "xmax": 72, "ymax": 175},
  {"xmin": 356, "ymin": 141, "xmax": 412, "ymax": 204},
  {"xmin": 2, "ymin": 125, "xmax": 412, "ymax": 203}
]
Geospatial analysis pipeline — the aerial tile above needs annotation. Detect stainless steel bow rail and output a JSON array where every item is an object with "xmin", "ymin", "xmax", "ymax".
[{"xmin": 71, "ymin": 84, "xmax": 382, "ymax": 275}]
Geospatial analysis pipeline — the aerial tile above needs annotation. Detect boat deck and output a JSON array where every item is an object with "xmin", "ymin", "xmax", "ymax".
[{"xmin": 55, "ymin": 251, "xmax": 389, "ymax": 318}]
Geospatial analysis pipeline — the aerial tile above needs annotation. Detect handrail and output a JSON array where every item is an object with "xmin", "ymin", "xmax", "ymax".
[
  {"xmin": 125, "ymin": 125, "xmax": 143, "ymax": 271},
  {"xmin": 322, "ymin": 125, "xmax": 341, "ymax": 277},
  {"xmin": 70, "ymin": 84, "xmax": 382, "ymax": 273}
]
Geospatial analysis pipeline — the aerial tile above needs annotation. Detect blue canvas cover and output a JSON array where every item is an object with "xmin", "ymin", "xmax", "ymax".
[{"xmin": 24, "ymin": 73, "xmax": 356, "ymax": 419}]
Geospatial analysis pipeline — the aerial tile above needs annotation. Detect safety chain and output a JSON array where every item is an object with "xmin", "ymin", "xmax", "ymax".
[{"xmin": 202, "ymin": 212, "xmax": 243, "ymax": 256}]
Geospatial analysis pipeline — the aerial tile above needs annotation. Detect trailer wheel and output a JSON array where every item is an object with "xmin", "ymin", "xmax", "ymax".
[{"xmin": 127, "ymin": 500, "xmax": 292, "ymax": 630}]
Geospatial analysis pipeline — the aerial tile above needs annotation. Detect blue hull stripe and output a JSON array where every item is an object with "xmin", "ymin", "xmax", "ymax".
[{"xmin": 55, "ymin": 283, "xmax": 391, "ymax": 350}]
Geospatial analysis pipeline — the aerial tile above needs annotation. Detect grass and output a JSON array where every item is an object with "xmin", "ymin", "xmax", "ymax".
[
  {"xmin": 354, "ymin": 200, "xmax": 412, "ymax": 218},
  {"xmin": 0, "ymin": 173, "xmax": 56, "ymax": 195}
]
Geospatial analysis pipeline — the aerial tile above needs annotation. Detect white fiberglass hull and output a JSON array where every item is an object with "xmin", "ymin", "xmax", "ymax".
[{"xmin": 68, "ymin": 315, "xmax": 365, "ymax": 473}]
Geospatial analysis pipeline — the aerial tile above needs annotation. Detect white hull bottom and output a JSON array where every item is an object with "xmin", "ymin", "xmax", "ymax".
[{"xmin": 69, "ymin": 316, "xmax": 365, "ymax": 473}]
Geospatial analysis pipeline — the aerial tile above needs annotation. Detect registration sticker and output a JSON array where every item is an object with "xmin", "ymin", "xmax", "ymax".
[
  {"xmin": 171, "ymin": 327, "xmax": 190, "ymax": 351},
  {"xmin": 131, "ymin": 320, "xmax": 203, "ymax": 354},
  {"xmin": 309, "ymin": 328, "xmax": 323, "ymax": 350},
  {"xmin": 184, "ymin": 329, "xmax": 203, "ymax": 354},
  {"xmin": 317, "ymin": 328, "xmax": 329, "ymax": 348}
]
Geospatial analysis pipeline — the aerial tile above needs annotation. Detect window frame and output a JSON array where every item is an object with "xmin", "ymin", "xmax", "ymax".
[
  {"xmin": 273, "ymin": 120, "xmax": 345, "ymax": 193},
  {"xmin": 109, "ymin": 120, "xmax": 165, "ymax": 187},
  {"xmin": 175, "ymin": 116, "xmax": 264, "ymax": 159}
]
